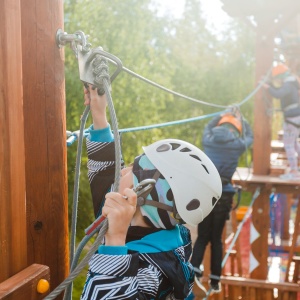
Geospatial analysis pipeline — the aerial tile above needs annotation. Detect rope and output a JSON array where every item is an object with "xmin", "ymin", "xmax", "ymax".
[
  {"xmin": 63, "ymin": 105, "xmax": 90, "ymax": 300},
  {"xmin": 44, "ymin": 220, "xmax": 108, "ymax": 300},
  {"xmin": 66, "ymin": 111, "xmax": 228, "ymax": 146},
  {"xmin": 119, "ymin": 110, "xmax": 227, "ymax": 133},
  {"xmin": 63, "ymin": 227, "xmax": 99, "ymax": 300}
]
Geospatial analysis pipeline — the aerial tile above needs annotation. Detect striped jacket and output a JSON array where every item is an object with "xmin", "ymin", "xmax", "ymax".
[{"xmin": 81, "ymin": 131, "xmax": 194, "ymax": 300}]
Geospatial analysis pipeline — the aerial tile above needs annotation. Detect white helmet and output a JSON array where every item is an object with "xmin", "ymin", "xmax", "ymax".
[{"xmin": 143, "ymin": 139, "xmax": 222, "ymax": 226}]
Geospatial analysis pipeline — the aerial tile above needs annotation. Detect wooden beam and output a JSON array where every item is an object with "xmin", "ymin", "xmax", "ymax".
[
  {"xmin": 265, "ymin": 5, "xmax": 300, "ymax": 40},
  {"xmin": 253, "ymin": 20, "xmax": 274, "ymax": 175},
  {"xmin": 232, "ymin": 168, "xmax": 300, "ymax": 194},
  {"xmin": 20, "ymin": 0, "xmax": 69, "ymax": 295},
  {"xmin": 0, "ymin": 0, "xmax": 27, "ymax": 282},
  {"xmin": 0, "ymin": 264, "xmax": 50, "ymax": 300},
  {"xmin": 220, "ymin": 275, "xmax": 300, "ymax": 292}
]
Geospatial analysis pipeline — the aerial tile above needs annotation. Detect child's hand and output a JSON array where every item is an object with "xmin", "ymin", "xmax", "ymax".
[
  {"xmin": 83, "ymin": 84, "xmax": 91, "ymax": 106},
  {"xmin": 83, "ymin": 84, "xmax": 108, "ymax": 129},
  {"xmin": 102, "ymin": 188, "xmax": 137, "ymax": 246}
]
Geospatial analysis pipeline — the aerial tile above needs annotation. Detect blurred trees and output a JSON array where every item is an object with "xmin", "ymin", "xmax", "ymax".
[{"xmin": 64, "ymin": 0, "xmax": 255, "ymax": 236}]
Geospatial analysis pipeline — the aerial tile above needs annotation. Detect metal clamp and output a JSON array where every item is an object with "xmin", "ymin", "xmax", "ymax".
[
  {"xmin": 56, "ymin": 29, "xmax": 123, "ymax": 83},
  {"xmin": 77, "ymin": 46, "xmax": 123, "ymax": 85}
]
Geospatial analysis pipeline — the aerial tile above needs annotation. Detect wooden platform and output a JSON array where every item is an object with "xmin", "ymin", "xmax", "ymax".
[{"xmin": 232, "ymin": 168, "xmax": 300, "ymax": 194}]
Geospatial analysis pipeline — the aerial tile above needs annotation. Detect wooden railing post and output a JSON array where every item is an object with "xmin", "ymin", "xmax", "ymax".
[{"xmin": 20, "ymin": 0, "xmax": 69, "ymax": 296}]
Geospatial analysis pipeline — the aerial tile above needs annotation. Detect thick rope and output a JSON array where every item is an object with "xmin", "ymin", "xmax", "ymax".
[
  {"xmin": 44, "ymin": 220, "xmax": 108, "ymax": 300},
  {"xmin": 63, "ymin": 105, "xmax": 90, "ymax": 300}
]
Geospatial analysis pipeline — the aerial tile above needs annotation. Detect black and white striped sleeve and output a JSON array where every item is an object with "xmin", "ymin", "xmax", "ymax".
[{"xmin": 86, "ymin": 139, "xmax": 123, "ymax": 217}]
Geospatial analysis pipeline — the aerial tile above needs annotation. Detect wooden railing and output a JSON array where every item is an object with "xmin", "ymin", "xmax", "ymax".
[
  {"xmin": 0, "ymin": 264, "xmax": 50, "ymax": 300},
  {"xmin": 193, "ymin": 276, "xmax": 300, "ymax": 300}
]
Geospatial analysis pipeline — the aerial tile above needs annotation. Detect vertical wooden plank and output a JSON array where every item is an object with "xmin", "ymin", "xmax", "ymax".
[
  {"xmin": 251, "ymin": 16, "xmax": 274, "ymax": 282},
  {"xmin": 263, "ymin": 288, "xmax": 274, "ymax": 300},
  {"xmin": 253, "ymin": 20, "xmax": 274, "ymax": 175},
  {"xmin": 281, "ymin": 194, "xmax": 291, "ymax": 240},
  {"xmin": 250, "ymin": 190, "xmax": 269, "ymax": 279},
  {"xmin": 241, "ymin": 286, "xmax": 248, "ymax": 298},
  {"xmin": 20, "ymin": 0, "xmax": 69, "ymax": 295},
  {"xmin": 230, "ymin": 210, "xmax": 243, "ymax": 275},
  {"xmin": 0, "ymin": 0, "xmax": 27, "ymax": 282},
  {"xmin": 249, "ymin": 287, "xmax": 256, "ymax": 299},
  {"xmin": 285, "ymin": 202, "xmax": 300, "ymax": 282}
]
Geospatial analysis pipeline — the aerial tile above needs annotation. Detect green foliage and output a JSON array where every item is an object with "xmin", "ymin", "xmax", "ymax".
[{"xmin": 63, "ymin": 0, "xmax": 256, "ymax": 296}]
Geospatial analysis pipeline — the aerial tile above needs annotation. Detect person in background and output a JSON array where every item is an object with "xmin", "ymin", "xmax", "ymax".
[
  {"xmin": 80, "ymin": 84, "xmax": 223, "ymax": 300},
  {"xmin": 188, "ymin": 111, "xmax": 253, "ymax": 298},
  {"xmin": 262, "ymin": 63, "xmax": 300, "ymax": 180}
]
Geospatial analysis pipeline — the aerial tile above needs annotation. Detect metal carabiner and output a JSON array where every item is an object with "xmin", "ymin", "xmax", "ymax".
[
  {"xmin": 85, "ymin": 178, "xmax": 156, "ymax": 236},
  {"xmin": 133, "ymin": 179, "xmax": 156, "ymax": 199}
]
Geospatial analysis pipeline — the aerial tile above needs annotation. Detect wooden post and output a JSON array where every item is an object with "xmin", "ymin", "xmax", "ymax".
[
  {"xmin": 0, "ymin": 0, "xmax": 27, "ymax": 282},
  {"xmin": 250, "ymin": 16, "xmax": 274, "ymax": 280},
  {"xmin": 20, "ymin": 0, "xmax": 69, "ymax": 295},
  {"xmin": 253, "ymin": 19, "xmax": 274, "ymax": 176}
]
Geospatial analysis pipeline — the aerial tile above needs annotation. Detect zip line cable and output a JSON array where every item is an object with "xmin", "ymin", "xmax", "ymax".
[{"xmin": 122, "ymin": 66, "xmax": 228, "ymax": 108}]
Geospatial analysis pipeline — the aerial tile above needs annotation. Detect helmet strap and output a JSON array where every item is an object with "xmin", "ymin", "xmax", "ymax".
[{"xmin": 136, "ymin": 170, "xmax": 184, "ymax": 222}]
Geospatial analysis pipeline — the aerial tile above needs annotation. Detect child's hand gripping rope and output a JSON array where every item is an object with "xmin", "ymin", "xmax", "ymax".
[{"xmin": 85, "ymin": 179, "xmax": 156, "ymax": 236}]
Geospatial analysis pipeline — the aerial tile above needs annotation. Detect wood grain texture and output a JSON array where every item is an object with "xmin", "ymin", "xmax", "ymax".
[
  {"xmin": 253, "ymin": 20, "xmax": 274, "ymax": 176},
  {"xmin": 20, "ymin": 0, "xmax": 69, "ymax": 294},
  {"xmin": 0, "ymin": 0, "xmax": 27, "ymax": 282}
]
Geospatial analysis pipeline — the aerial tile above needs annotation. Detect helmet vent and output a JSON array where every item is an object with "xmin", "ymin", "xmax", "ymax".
[
  {"xmin": 190, "ymin": 154, "xmax": 202, "ymax": 162},
  {"xmin": 201, "ymin": 164, "xmax": 209, "ymax": 174},
  {"xmin": 212, "ymin": 197, "xmax": 218, "ymax": 206},
  {"xmin": 180, "ymin": 147, "xmax": 191, "ymax": 152},
  {"xmin": 166, "ymin": 188, "xmax": 174, "ymax": 201},
  {"xmin": 156, "ymin": 144, "xmax": 172, "ymax": 152},
  {"xmin": 170, "ymin": 143, "xmax": 181, "ymax": 150},
  {"xmin": 186, "ymin": 199, "xmax": 200, "ymax": 211}
]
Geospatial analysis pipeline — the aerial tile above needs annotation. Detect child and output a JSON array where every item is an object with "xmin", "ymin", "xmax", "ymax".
[
  {"xmin": 262, "ymin": 63, "xmax": 300, "ymax": 180},
  {"xmin": 80, "ymin": 85, "xmax": 222, "ymax": 300}
]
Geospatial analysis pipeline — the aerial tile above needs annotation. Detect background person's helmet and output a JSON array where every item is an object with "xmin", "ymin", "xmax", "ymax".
[
  {"xmin": 272, "ymin": 64, "xmax": 289, "ymax": 78},
  {"xmin": 217, "ymin": 114, "xmax": 242, "ymax": 135},
  {"xmin": 142, "ymin": 139, "xmax": 222, "ymax": 227}
]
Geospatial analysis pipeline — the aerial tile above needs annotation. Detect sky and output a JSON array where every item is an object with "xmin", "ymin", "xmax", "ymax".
[{"xmin": 153, "ymin": 0, "xmax": 232, "ymax": 33}]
